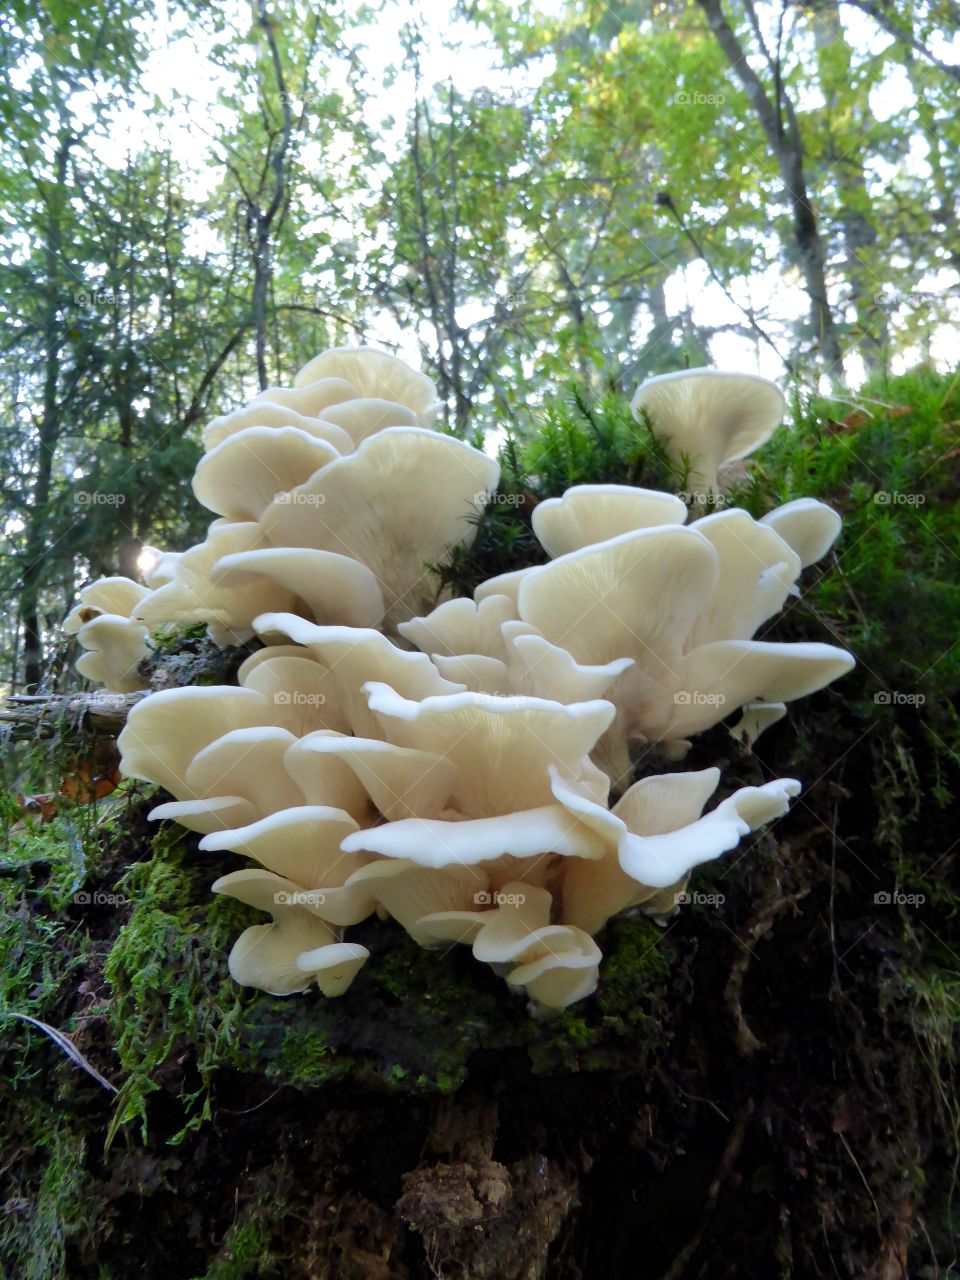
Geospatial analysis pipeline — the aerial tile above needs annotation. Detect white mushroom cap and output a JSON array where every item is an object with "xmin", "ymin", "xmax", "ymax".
[
  {"xmin": 759, "ymin": 498, "xmax": 842, "ymax": 569},
  {"xmin": 560, "ymin": 768, "xmax": 722, "ymax": 934},
  {"xmin": 73, "ymin": 614, "xmax": 151, "ymax": 692},
  {"xmin": 64, "ymin": 576, "xmax": 150, "ymax": 634},
  {"xmin": 686, "ymin": 508, "xmax": 802, "ymax": 646},
  {"xmin": 253, "ymin": 614, "xmax": 465, "ymax": 737},
  {"xmin": 282, "ymin": 734, "xmax": 373, "ymax": 819},
  {"xmin": 398, "ymin": 594, "xmax": 517, "ymax": 661},
  {"xmin": 669, "ymin": 639, "xmax": 856, "ymax": 738},
  {"xmin": 428, "ymin": 881, "xmax": 602, "ymax": 1011},
  {"xmin": 248, "ymin": 379, "xmax": 362, "ymax": 420},
  {"xmin": 430, "ymin": 653, "xmax": 512, "ymax": 694},
  {"xmin": 503, "ymin": 629, "xmax": 634, "ymax": 703},
  {"xmin": 361, "ymin": 682, "xmax": 615, "ymax": 817},
  {"xmin": 184, "ymin": 726, "xmax": 305, "ymax": 816},
  {"xmin": 293, "ymin": 347, "xmax": 440, "ymax": 424},
  {"xmin": 118, "ymin": 686, "xmax": 270, "ymax": 797},
  {"xmin": 201, "ymin": 401, "xmax": 354, "ymax": 454},
  {"xmin": 287, "ymin": 733, "xmax": 457, "ymax": 821},
  {"xmin": 505, "ymin": 944, "xmax": 601, "ymax": 1011},
  {"xmin": 340, "ymin": 803, "xmax": 610, "ymax": 870},
  {"xmin": 531, "ymin": 484, "xmax": 687, "ymax": 558},
  {"xmin": 148, "ymin": 795, "xmax": 258, "ymax": 835},
  {"xmin": 518, "ymin": 527, "xmax": 717, "ymax": 670},
  {"xmin": 344, "ymin": 859, "xmax": 487, "ymax": 945},
  {"xmin": 192, "ymin": 427, "xmax": 340, "ymax": 520},
  {"xmin": 260, "ymin": 428, "xmax": 499, "ymax": 628},
  {"xmin": 729, "ymin": 701, "xmax": 787, "ymax": 746},
  {"xmin": 316, "ymin": 397, "xmax": 419, "ymax": 445},
  {"xmin": 134, "ymin": 522, "xmax": 296, "ymax": 642},
  {"xmin": 618, "ymin": 776, "xmax": 800, "ymax": 887},
  {"xmin": 212, "ymin": 547, "xmax": 385, "ymax": 629},
  {"xmin": 141, "ymin": 550, "xmax": 183, "ymax": 589},
  {"xmin": 631, "ymin": 369, "xmax": 786, "ymax": 492},
  {"xmin": 201, "ymin": 806, "xmax": 376, "ymax": 925},
  {"xmin": 212, "ymin": 868, "xmax": 368, "ymax": 996},
  {"xmin": 474, "ymin": 568, "xmax": 531, "ymax": 608},
  {"xmin": 237, "ymin": 654, "xmax": 350, "ymax": 736}
]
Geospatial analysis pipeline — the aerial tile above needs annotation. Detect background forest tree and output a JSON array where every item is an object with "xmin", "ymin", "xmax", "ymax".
[{"xmin": 0, "ymin": 0, "xmax": 957, "ymax": 693}]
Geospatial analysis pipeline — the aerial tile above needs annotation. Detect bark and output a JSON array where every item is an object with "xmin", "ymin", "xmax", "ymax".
[
  {"xmin": 696, "ymin": 0, "xmax": 844, "ymax": 381},
  {"xmin": 812, "ymin": 0, "xmax": 888, "ymax": 375},
  {"xmin": 18, "ymin": 123, "xmax": 73, "ymax": 693}
]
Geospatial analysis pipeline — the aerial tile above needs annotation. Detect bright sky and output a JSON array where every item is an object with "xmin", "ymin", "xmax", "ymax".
[{"xmin": 85, "ymin": 0, "xmax": 959, "ymax": 400}]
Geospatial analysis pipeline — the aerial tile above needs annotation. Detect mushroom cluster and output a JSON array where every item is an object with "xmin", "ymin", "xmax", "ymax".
[{"xmin": 71, "ymin": 352, "xmax": 854, "ymax": 1013}]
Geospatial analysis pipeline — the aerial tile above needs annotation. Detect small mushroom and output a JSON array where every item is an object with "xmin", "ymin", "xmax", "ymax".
[
  {"xmin": 531, "ymin": 484, "xmax": 687, "ymax": 558},
  {"xmin": 759, "ymin": 498, "xmax": 842, "ymax": 569},
  {"xmin": 293, "ymin": 346, "xmax": 440, "ymax": 424},
  {"xmin": 631, "ymin": 368, "xmax": 786, "ymax": 493},
  {"xmin": 212, "ymin": 867, "xmax": 368, "ymax": 996}
]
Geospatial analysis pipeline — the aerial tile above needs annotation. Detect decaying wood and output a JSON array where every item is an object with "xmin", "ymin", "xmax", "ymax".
[{"xmin": 0, "ymin": 690, "xmax": 144, "ymax": 739}]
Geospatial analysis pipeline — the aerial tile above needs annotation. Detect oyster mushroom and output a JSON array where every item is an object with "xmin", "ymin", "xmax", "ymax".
[{"xmin": 631, "ymin": 368, "xmax": 785, "ymax": 493}]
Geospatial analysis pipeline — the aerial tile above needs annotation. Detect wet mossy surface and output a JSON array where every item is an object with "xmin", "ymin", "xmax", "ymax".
[{"xmin": 1, "ymin": 370, "xmax": 959, "ymax": 1278}]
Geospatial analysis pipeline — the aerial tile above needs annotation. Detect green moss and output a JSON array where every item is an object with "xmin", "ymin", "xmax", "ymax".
[{"xmin": 103, "ymin": 826, "xmax": 252, "ymax": 1143}]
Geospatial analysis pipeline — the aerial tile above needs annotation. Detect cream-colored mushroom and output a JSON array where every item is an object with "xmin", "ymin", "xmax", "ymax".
[
  {"xmin": 316, "ymin": 397, "xmax": 419, "ymax": 445},
  {"xmin": 192, "ymin": 427, "xmax": 340, "ymax": 520},
  {"xmin": 201, "ymin": 806, "xmax": 376, "ymax": 926},
  {"xmin": 212, "ymin": 547, "xmax": 385, "ymax": 629},
  {"xmin": 212, "ymin": 867, "xmax": 368, "ymax": 996},
  {"xmin": 344, "ymin": 860, "xmax": 488, "ymax": 946},
  {"xmin": 293, "ymin": 347, "xmax": 440, "ymax": 424},
  {"xmin": 135, "ymin": 522, "xmax": 297, "ymax": 643},
  {"xmin": 759, "ymin": 498, "xmax": 842, "ymax": 569},
  {"xmin": 259, "ymin": 428, "xmax": 499, "ymax": 629},
  {"xmin": 668, "ymin": 640, "xmax": 855, "ymax": 738},
  {"xmin": 531, "ymin": 484, "xmax": 687, "ymax": 558},
  {"xmin": 686, "ymin": 508, "xmax": 802, "ymax": 647},
  {"xmin": 202, "ymin": 400, "xmax": 354, "ymax": 454},
  {"xmin": 72, "ymin": 613, "xmax": 151, "ymax": 693},
  {"xmin": 631, "ymin": 368, "xmax": 785, "ymax": 493},
  {"xmin": 118, "ymin": 686, "xmax": 271, "ymax": 798},
  {"xmin": 253, "ymin": 614, "xmax": 465, "ymax": 738},
  {"xmin": 64, "ymin": 576, "xmax": 150, "ymax": 634}
]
